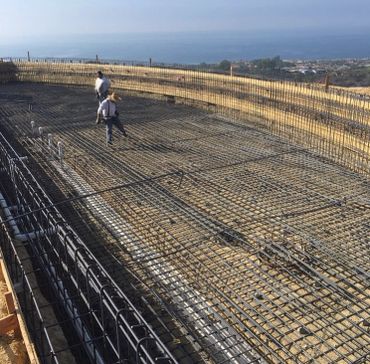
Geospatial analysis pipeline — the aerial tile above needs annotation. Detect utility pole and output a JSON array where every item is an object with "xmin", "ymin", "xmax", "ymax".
[
  {"xmin": 27, "ymin": 51, "xmax": 30, "ymax": 62},
  {"xmin": 324, "ymin": 74, "xmax": 330, "ymax": 92}
]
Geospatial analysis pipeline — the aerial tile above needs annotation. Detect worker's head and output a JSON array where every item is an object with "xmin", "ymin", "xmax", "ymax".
[
  {"xmin": 97, "ymin": 71, "xmax": 103, "ymax": 78},
  {"xmin": 108, "ymin": 92, "xmax": 121, "ymax": 102}
]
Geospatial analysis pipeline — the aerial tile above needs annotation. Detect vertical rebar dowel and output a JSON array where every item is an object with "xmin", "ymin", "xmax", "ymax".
[
  {"xmin": 47, "ymin": 134, "xmax": 53, "ymax": 155},
  {"xmin": 57, "ymin": 141, "xmax": 64, "ymax": 167}
]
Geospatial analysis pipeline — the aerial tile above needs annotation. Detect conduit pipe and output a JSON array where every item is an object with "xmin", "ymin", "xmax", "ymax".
[
  {"xmin": 30, "ymin": 120, "xmax": 35, "ymax": 135},
  {"xmin": 0, "ymin": 192, "xmax": 55, "ymax": 242}
]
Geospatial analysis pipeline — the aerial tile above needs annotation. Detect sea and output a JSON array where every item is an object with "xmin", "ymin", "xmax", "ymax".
[{"xmin": 1, "ymin": 30, "xmax": 370, "ymax": 64}]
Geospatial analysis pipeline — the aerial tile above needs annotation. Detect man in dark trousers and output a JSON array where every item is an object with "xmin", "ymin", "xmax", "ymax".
[{"xmin": 96, "ymin": 92, "xmax": 127, "ymax": 145}]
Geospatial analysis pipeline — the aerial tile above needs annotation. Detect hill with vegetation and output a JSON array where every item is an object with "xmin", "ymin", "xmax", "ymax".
[{"xmin": 196, "ymin": 57, "xmax": 370, "ymax": 87}]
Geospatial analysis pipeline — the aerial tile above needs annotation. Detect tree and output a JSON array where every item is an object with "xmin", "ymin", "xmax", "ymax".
[
  {"xmin": 252, "ymin": 56, "xmax": 284, "ymax": 71},
  {"xmin": 219, "ymin": 60, "xmax": 231, "ymax": 71}
]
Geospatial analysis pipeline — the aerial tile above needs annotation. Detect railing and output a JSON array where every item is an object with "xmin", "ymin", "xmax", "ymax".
[{"xmin": 1, "ymin": 58, "xmax": 369, "ymax": 176}]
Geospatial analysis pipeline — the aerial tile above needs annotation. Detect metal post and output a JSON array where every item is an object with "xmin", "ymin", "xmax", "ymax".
[
  {"xmin": 57, "ymin": 141, "xmax": 64, "ymax": 167},
  {"xmin": 47, "ymin": 134, "xmax": 53, "ymax": 155},
  {"xmin": 325, "ymin": 74, "xmax": 330, "ymax": 92}
]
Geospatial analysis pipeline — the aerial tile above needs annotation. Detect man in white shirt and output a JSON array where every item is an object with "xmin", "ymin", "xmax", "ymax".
[
  {"xmin": 95, "ymin": 71, "xmax": 111, "ymax": 104},
  {"xmin": 96, "ymin": 92, "xmax": 127, "ymax": 145}
]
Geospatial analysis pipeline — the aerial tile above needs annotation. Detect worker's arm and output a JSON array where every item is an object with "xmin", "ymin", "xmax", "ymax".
[{"xmin": 96, "ymin": 103, "xmax": 104, "ymax": 124}]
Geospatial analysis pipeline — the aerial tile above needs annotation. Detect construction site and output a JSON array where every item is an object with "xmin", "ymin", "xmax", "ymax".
[{"xmin": 0, "ymin": 59, "xmax": 369, "ymax": 364}]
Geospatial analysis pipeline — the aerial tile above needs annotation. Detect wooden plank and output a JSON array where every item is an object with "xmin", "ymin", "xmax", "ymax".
[
  {"xmin": 4, "ymin": 290, "xmax": 21, "ymax": 337},
  {"xmin": 0, "ymin": 313, "xmax": 18, "ymax": 335},
  {"xmin": 5, "ymin": 291, "xmax": 15, "ymax": 313},
  {"xmin": 0, "ymin": 254, "xmax": 39, "ymax": 363},
  {"xmin": 0, "ymin": 260, "xmax": 5, "ymax": 282}
]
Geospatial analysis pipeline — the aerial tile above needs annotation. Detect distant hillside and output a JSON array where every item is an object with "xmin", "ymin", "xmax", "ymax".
[{"xmin": 199, "ymin": 58, "xmax": 370, "ymax": 88}]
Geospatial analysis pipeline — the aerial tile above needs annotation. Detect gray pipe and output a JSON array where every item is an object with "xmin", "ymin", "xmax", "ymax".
[{"xmin": 0, "ymin": 192, "xmax": 55, "ymax": 242}]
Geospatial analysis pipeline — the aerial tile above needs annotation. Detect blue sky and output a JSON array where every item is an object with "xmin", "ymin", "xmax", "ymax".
[{"xmin": 2, "ymin": 0, "xmax": 370, "ymax": 42}]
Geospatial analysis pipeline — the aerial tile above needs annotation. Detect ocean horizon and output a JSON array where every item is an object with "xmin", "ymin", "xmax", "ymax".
[{"xmin": 1, "ymin": 30, "xmax": 370, "ymax": 64}]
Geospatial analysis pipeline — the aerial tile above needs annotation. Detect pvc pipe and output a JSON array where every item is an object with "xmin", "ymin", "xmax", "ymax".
[
  {"xmin": 0, "ymin": 192, "xmax": 21, "ymax": 236},
  {"xmin": 30, "ymin": 120, "xmax": 35, "ymax": 135},
  {"xmin": 47, "ymin": 133, "xmax": 53, "ymax": 149},
  {"xmin": 0, "ymin": 192, "xmax": 55, "ymax": 242}
]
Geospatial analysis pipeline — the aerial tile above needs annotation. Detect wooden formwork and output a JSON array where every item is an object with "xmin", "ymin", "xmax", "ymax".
[{"xmin": 0, "ymin": 253, "xmax": 39, "ymax": 364}]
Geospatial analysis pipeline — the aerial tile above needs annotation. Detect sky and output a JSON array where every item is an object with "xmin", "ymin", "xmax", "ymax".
[{"xmin": 1, "ymin": 0, "xmax": 370, "ymax": 42}]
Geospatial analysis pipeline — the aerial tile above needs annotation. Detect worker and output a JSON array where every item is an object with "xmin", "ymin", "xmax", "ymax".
[
  {"xmin": 95, "ymin": 71, "xmax": 111, "ymax": 104},
  {"xmin": 96, "ymin": 92, "xmax": 127, "ymax": 145}
]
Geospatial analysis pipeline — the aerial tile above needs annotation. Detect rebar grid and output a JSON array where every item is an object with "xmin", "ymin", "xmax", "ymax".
[
  {"xmin": 3, "ymin": 59, "xmax": 370, "ymax": 176},
  {"xmin": 0, "ymin": 83, "xmax": 369, "ymax": 364},
  {"xmin": 0, "ymin": 88, "xmax": 181, "ymax": 363}
]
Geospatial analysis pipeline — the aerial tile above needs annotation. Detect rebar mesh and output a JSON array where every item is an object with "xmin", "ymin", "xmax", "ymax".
[
  {"xmin": 0, "ymin": 82, "xmax": 369, "ymax": 364},
  {"xmin": 2, "ymin": 59, "xmax": 369, "ymax": 176}
]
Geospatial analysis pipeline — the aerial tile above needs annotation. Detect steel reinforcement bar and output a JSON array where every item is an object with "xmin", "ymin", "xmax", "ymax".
[
  {"xmin": 0, "ymin": 130, "xmax": 177, "ymax": 364},
  {"xmin": 1, "ymin": 58, "xmax": 369, "ymax": 176}
]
